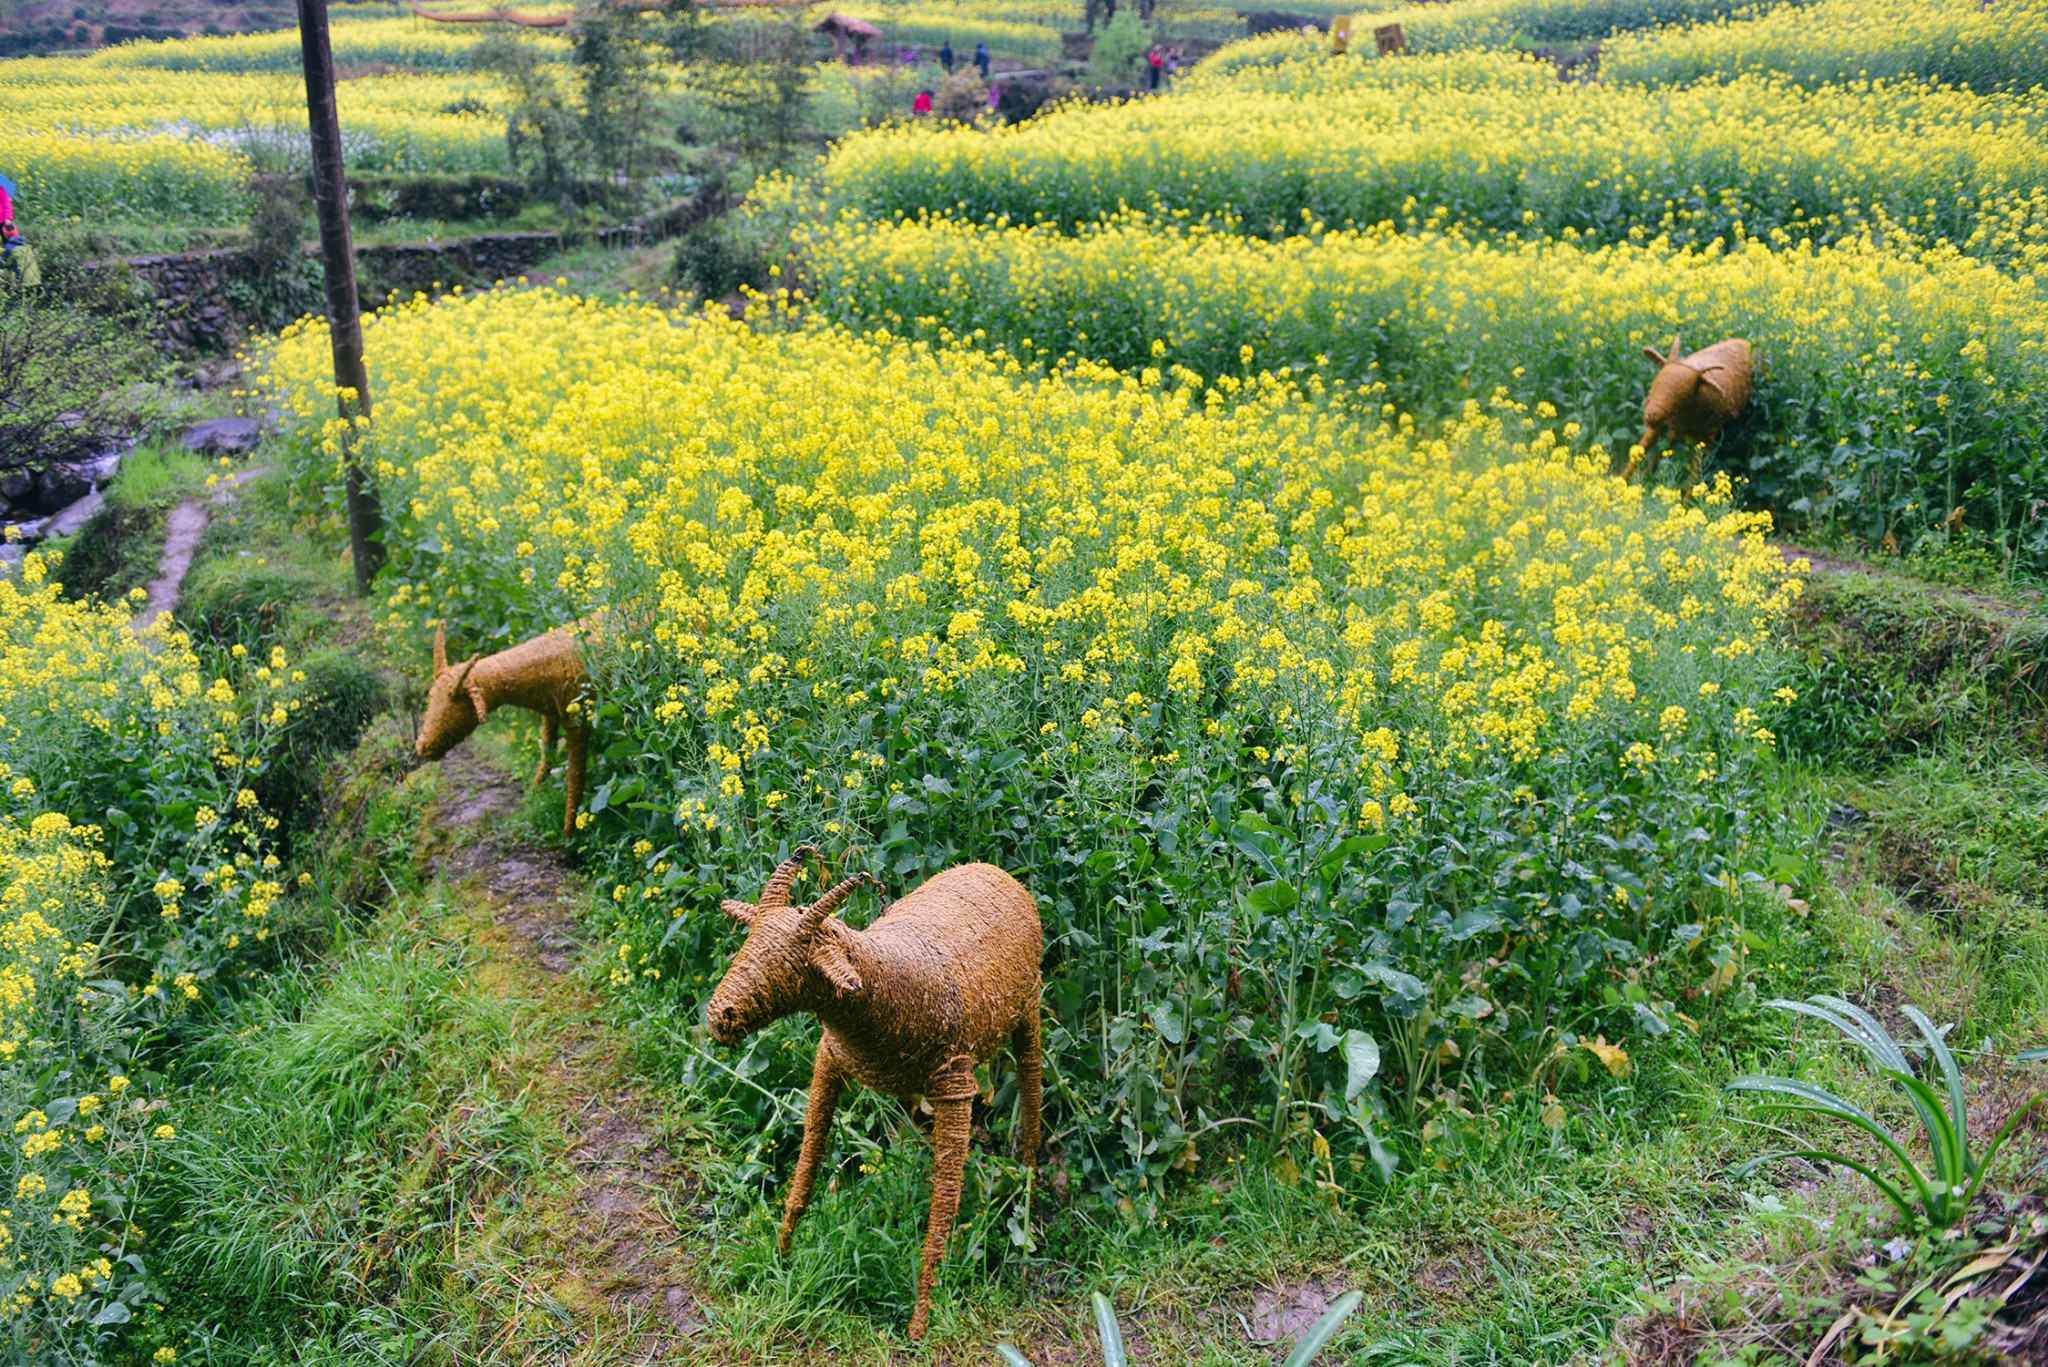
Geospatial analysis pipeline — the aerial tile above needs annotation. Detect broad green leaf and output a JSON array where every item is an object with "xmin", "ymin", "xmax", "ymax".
[
  {"xmin": 1446, "ymin": 909, "xmax": 1499, "ymax": 941},
  {"xmin": 1342, "ymin": 1029, "xmax": 1380, "ymax": 1101},
  {"xmin": 1147, "ymin": 1001, "xmax": 1186, "ymax": 1046},
  {"xmin": 1357, "ymin": 962, "xmax": 1428, "ymax": 1017}
]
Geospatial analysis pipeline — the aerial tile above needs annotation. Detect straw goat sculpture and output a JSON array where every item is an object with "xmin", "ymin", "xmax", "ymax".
[
  {"xmin": 707, "ymin": 846, "xmax": 1044, "ymax": 1341},
  {"xmin": 1634, "ymin": 334, "xmax": 1754, "ymax": 471},
  {"xmin": 415, "ymin": 622, "xmax": 591, "ymax": 836}
]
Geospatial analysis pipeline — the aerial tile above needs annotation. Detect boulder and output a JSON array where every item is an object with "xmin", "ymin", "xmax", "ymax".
[
  {"xmin": 0, "ymin": 470, "xmax": 34, "ymax": 502},
  {"xmin": 184, "ymin": 417, "xmax": 261, "ymax": 457},
  {"xmin": 40, "ymin": 488, "xmax": 104, "ymax": 540},
  {"xmin": 36, "ymin": 463, "xmax": 92, "ymax": 512}
]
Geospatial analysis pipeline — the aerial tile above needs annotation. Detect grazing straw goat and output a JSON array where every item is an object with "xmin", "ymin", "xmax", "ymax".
[
  {"xmin": 708, "ymin": 846, "xmax": 1043, "ymax": 1341},
  {"xmin": 415, "ymin": 622, "xmax": 591, "ymax": 836},
  {"xmin": 1634, "ymin": 334, "xmax": 1754, "ymax": 472}
]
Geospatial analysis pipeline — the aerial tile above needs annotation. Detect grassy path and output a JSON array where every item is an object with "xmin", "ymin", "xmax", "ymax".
[{"xmin": 419, "ymin": 743, "xmax": 711, "ymax": 1362}]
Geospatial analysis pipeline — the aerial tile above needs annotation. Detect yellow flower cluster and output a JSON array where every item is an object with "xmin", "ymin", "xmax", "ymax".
[
  {"xmin": 0, "ymin": 813, "xmax": 103, "ymax": 1065},
  {"xmin": 0, "ymin": 554, "xmax": 292, "ymax": 957},
  {"xmin": 838, "ymin": 6, "xmax": 1065, "ymax": 63},
  {"xmin": 0, "ymin": 817, "xmax": 157, "ymax": 1334},
  {"xmin": 1204, "ymin": 0, "xmax": 1820, "ymax": 62},
  {"xmin": 88, "ymin": 13, "xmax": 506, "ymax": 72},
  {"xmin": 1605, "ymin": 0, "xmax": 2048, "ymax": 92},
  {"xmin": 260, "ymin": 289, "xmax": 1798, "ymax": 823}
]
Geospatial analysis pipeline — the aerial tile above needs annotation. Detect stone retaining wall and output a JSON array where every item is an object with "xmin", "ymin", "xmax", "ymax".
[{"xmin": 100, "ymin": 232, "xmax": 568, "ymax": 353}]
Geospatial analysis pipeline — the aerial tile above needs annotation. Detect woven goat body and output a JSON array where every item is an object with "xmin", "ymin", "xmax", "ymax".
[
  {"xmin": 415, "ymin": 621, "xmax": 592, "ymax": 836},
  {"xmin": 708, "ymin": 846, "xmax": 1044, "ymax": 1341},
  {"xmin": 1638, "ymin": 334, "xmax": 1754, "ymax": 459}
]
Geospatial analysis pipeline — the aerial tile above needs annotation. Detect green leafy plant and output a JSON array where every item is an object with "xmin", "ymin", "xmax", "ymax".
[
  {"xmin": 1728, "ymin": 995, "xmax": 2047, "ymax": 1229},
  {"xmin": 997, "ymin": 1288, "xmax": 1363, "ymax": 1367}
]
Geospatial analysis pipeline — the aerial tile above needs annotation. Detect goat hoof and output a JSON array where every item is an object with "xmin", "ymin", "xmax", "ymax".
[{"xmin": 907, "ymin": 1310, "xmax": 929, "ymax": 1341}]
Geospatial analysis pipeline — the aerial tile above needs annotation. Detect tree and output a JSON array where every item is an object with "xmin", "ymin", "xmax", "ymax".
[
  {"xmin": 0, "ymin": 237, "xmax": 150, "ymax": 483},
  {"xmin": 576, "ymin": 0, "xmax": 682, "ymax": 207},
  {"xmin": 1088, "ymin": 8, "xmax": 1151, "ymax": 86},
  {"xmin": 685, "ymin": 11, "xmax": 815, "ymax": 166},
  {"xmin": 472, "ymin": 30, "xmax": 584, "ymax": 203}
]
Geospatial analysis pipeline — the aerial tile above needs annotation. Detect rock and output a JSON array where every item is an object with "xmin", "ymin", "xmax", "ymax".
[
  {"xmin": 0, "ymin": 470, "xmax": 33, "ymax": 502},
  {"xmin": 184, "ymin": 417, "xmax": 260, "ymax": 456},
  {"xmin": 37, "ymin": 463, "xmax": 92, "ymax": 510},
  {"xmin": 40, "ymin": 488, "xmax": 104, "ymax": 539},
  {"xmin": 79, "ymin": 448, "xmax": 124, "ymax": 489}
]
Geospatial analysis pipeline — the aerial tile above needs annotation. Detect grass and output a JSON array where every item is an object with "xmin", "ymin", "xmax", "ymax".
[{"xmin": 53, "ymin": 439, "xmax": 210, "ymax": 604}]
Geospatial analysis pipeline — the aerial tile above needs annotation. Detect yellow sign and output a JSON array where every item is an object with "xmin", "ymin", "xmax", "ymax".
[{"xmin": 1331, "ymin": 14, "xmax": 1351, "ymax": 52}]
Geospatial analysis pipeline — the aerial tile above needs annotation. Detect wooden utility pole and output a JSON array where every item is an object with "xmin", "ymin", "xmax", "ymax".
[{"xmin": 296, "ymin": 0, "xmax": 384, "ymax": 593}]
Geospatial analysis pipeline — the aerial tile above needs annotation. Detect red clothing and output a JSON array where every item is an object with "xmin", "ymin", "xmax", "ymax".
[
  {"xmin": 913, "ymin": 91, "xmax": 933, "ymax": 114},
  {"xmin": 0, "ymin": 183, "xmax": 13, "ymax": 227}
]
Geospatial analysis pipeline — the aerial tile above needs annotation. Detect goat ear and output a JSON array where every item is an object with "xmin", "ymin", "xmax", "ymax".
[
  {"xmin": 1641, "ymin": 345, "xmax": 1666, "ymax": 367},
  {"xmin": 433, "ymin": 623, "xmax": 448, "ymax": 676},
  {"xmin": 811, "ymin": 921, "xmax": 862, "ymax": 995},
  {"xmin": 720, "ymin": 899, "xmax": 756, "ymax": 925},
  {"xmin": 452, "ymin": 662, "xmax": 488, "ymax": 722}
]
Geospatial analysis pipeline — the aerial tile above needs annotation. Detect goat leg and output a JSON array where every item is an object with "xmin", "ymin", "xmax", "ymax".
[
  {"xmin": 536, "ymin": 713, "xmax": 558, "ymax": 786},
  {"xmin": 1012, "ymin": 1014, "xmax": 1042, "ymax": 1166},
  {"xmin": 909, "ymin": 1095, "xmax": 970, "ymax": 1342},
  {"xmin": 779, "ymin": 1048, "xmax": 847, "ymax": 1256},
  {"xmin": 561, "ymin": 717, "xmax": 590, "ymax": 838}
]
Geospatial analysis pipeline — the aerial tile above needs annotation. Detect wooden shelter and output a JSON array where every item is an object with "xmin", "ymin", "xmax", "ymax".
[{"xmin": 814, "ymin": 12, "xmax": 881, "ymax": 61}]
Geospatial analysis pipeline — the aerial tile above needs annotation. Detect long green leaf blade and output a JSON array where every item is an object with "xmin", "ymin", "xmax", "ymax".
[
  {"xmin": 1728, "ymin": 1074, "xmax": 1879, "ymax": 1123},
  {"xmin": 996, "ymin": 1346, "xmax": 1036, "ymax": 1367},
  {"xmin": 1092, "ymin": 1292, "xmax": 1126, "ymax": 1367},
  {"xmin": 1883, "ymin": 1069, "xmax": 1961, "ymax": 1196},
  {"xmin": 1812, "ymin": 995, "xmax": 1915, "ymax": 1075},
  {"xmin": 1768, "ymin": 997, "xmax": 1910, "ymax": 1076},
  {"xmin": 1281, "ymin": 1289, "xmax": 1363, "ymax": 1367},
  {"xmin": 1901, "ymin": 1005, "xmax": 1967, "ymax": 1144},
  {"xmin": 1728, "ymin": 1075, "xmax": 1937, "ymax": 1216}
]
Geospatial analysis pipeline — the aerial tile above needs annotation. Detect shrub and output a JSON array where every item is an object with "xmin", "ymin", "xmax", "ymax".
[
  {"xmin": 3, "ymin": 554, "xmax": 297, "ymax": 990},
  {"xmin": 247, "ymin": 650, "xmax": 388, "ymax": 848},
  {"xmin": 0, "ymin": 244, "xmax": 152, "ymax": 473}
]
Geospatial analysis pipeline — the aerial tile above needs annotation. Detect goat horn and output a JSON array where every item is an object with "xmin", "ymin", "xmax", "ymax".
[
  {"xmin": 433, "ymin": 622, "xmax": 449, "ymax": 675},
  {"xmin": 758, "ymin": 843, "xmax": 822, "ymax": 909},
  {"xmin": 720, "ymin": 899, "xmax": 756, "ymax": 924},
  {"xmin": 798, "ymin": 872, "xmax": 883, "ymax": 937}
]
